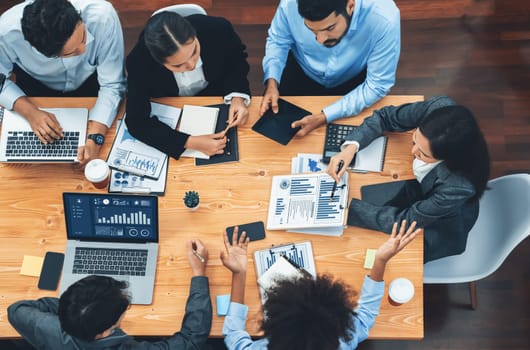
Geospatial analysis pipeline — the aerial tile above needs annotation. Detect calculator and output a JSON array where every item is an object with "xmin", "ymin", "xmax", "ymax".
[{"xmin": 322, "ymin": 123, "xmax": 357, "ymax": 164}]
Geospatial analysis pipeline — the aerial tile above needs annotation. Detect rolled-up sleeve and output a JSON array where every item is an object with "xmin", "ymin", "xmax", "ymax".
[{"xmin": 89, "ymin": 4, "xmax": 126, "ymax": 127}]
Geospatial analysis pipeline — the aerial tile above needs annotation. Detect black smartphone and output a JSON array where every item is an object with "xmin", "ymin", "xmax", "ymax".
[
  {"xmin": 38, "ymin": 252, "xmax": 65, "ymax": 291},
  {"xmin": 226, "ymin": 221, "xmax": 266, "ymax": 244}
]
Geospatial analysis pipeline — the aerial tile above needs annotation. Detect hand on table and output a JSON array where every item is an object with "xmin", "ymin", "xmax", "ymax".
[
  {"xmin": 187, "ymin": 239, "xmax": 208, "ymax": 276},
  {"xmin": 291, "ymin": 112, "xmax": 326, "ymax": 137},
  {"xmin": 259, "ymin": 78, "xmax": 280, "ymax": 116},
  {"xmin": 227, "ymin": 97, "xmax": 249, "ymax": 128},
  {"xmin": 326, "ymin": 143, "xmax": 358, "ymax": 182},
  {"xmin": 186, "ymin": 132, "xmax": 227, "ymax": 156}
]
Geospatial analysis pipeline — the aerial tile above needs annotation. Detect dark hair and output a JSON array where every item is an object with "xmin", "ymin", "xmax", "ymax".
[
  {"xmin": 59, "ymin": 275, "xmax": 130, "ymax": 341},
  {"xmin": 297, "ymin": 0, "xmax": 348, "ymax": 21},
  {"xmin": 21, "ymin": 0, "xmax": 81, "ymax": 57},
  {"xmin": 261, "ymin": 274, "xmax": 357, "ymax": 350},
  {"xmin": 144, "ymin": 12, "xmax": 197, "ymax": 65},
  {"xmin": 420, "ymin": 105, "xmax": 490, "ymax": 201}
]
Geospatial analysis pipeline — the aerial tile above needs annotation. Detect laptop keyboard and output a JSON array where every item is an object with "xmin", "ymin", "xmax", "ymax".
[
  {"xmin": 5, "ymin": 131, "xmax": 79, "ymax": 158},
  {"xmin": 72, "ymin": 247, "xmax": 148, "ymax": 276}
]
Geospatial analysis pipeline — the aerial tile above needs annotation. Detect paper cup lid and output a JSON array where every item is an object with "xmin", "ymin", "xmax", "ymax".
[
  {"xmin": 84, "ymin": 159, "xmax": 109, "ymax": 182},
  {"xmin": 389, "ymin": 278, "xmax": 415, "ymax": 304}
]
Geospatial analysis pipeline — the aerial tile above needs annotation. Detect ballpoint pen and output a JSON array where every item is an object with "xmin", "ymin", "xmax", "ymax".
[
  {"xmin": 191, "ymin": 242, "xmax": 205, "ymax": 263},
  {"xmin": 330, "ymin": 159, "xmax": 345, "ymax": 201}
]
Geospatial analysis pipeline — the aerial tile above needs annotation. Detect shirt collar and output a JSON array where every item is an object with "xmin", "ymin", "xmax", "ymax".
[{"xmin": 349, "ymin": 0, "xmax": 362, "ymax": 31}]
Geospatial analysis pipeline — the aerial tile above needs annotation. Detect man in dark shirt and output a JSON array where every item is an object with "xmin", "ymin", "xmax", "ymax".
[{"xmin": 8, "ymin": 239, "xmax": 212, "ymax": 349}]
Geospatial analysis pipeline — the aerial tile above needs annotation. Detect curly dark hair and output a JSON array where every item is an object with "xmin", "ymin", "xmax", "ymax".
[
  {"xmin": 261, "ymin": 274, "xmax": 357, "ymax": 350},
  {"xmin": 21, "ymin": 0, "xmax": 81, "ymax": 57},
  {"xmin": 59, "ymin": 275, "xmax": 130, "ymax": 341}
]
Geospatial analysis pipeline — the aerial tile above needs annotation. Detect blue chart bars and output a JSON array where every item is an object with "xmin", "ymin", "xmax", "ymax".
[{"xmin": 267, "ymin": 173, "xmax": 348, "ymax": 230}]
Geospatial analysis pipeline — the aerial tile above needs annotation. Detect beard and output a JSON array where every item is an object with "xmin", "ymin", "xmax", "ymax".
[{"xmin": 322, "ymin": 12, "xmax": 353, "ymax": 48}]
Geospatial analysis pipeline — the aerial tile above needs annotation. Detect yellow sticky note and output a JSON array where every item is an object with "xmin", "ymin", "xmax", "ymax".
[
  {"xmin": 364, "ymin": 249, "xmax": 377, "ymax": 269},
  {"xmin": 20, "ymin": 255, "xmax": 44, "ymax": 277}
]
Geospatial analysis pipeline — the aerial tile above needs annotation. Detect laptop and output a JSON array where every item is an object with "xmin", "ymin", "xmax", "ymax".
[
  {"xmin": 60, "ymin": 192, "xmax": 159, "ymax": 305},
  {"xmin": 0, "ymin": 107, "xmax": 88, "ymax": 162}
]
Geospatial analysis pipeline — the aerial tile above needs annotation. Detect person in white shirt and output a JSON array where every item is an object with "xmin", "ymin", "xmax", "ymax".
[{"xmin": 0, "ymin": 0, "xmax": 126, "ymax": 166}]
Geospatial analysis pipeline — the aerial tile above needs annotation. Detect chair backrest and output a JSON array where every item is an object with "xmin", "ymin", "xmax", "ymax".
[
  {"xmin": 152, "ymin": 4, "xmax": 207, "ymax": 17},
  {"xmin": 424, "ymin": 173, "xmax": 530, "ymax": 283}
]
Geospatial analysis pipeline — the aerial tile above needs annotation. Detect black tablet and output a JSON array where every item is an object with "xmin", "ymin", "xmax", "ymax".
[{"xmin": 251, "ymin": 99, "xmax": 310, "ymax": 145}]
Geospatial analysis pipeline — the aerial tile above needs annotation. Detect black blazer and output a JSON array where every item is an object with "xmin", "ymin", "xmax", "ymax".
[
  {"xmin": 345, "ymin": 96, "xmax": 480, "ymax": 263},
  {"xmin": 125, "ymin": 15, "xmax": 250, "ymax": 159}
]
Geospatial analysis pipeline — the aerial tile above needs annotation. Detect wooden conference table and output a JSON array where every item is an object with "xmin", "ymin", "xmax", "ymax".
[{"xmin": 0, "ymin": 95, "xmax": 424, "ymax": 339}]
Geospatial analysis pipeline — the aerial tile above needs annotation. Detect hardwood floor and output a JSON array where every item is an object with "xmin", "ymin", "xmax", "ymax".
[{"xmin": 0, "ymin": 1, "xmax": 528, "ymax": 349}]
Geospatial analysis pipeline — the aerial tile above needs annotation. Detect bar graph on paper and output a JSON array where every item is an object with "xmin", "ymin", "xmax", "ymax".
[
  {"xmin": 267, "ymin": 173, "xmax": 348, "ymax": 230},
  {"xmin": 254, "ymin": 241, "xmax": 316, "ymax": 303}
]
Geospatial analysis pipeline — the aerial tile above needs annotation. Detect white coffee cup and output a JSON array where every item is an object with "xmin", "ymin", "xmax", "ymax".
[
  {"xmin": 84, "ymin": 159, "xmax": 110, "ymax": 189},
  {"xmin": 388, "ymin": 277, "xmax": 415, "ymax": 305}
]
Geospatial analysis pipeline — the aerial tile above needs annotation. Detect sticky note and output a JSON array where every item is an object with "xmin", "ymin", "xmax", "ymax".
[
  {"xmin": 364, "ymin": 249, "xmax": 377, "ymax": 269},
  {"xmin": 20, "ymin": 255, "xmax": 44, "ymax": 277},
  {"xmin": 216, "ymin": 294, "xmax": 231, "ymax": 316}
]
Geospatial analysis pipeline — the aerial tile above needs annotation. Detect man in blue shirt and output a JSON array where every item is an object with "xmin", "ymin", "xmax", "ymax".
[
  {"xmin": 221, "ymin": 222, "xmax": 420, "ymax": 350},
  {"xmin": 0, "ymin": 0, "xmax": 126, "ymax": 166},
  {"xmin": 260, "ymin": 0, "xmax": 400, "ymax": 137}
]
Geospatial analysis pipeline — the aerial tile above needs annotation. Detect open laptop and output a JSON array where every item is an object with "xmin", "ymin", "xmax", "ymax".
[
  {"xmin": 0, "ymin": 107, "xmax": 88, "ymax": 162},
  {"xmin": 60, "ymin": 192, "xmax": 159, "ymax": 305}
]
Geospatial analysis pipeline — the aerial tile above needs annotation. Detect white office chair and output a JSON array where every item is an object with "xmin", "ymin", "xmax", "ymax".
[
  {"xmin": 152, "ymin": 3, "xmax": 207, "ymax": 17},
  {"xmin": 423, "ymin": 173, "xmax": 530, "ymax": 309}
]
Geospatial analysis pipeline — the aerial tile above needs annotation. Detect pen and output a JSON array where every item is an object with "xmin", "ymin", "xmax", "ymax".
[
  {"xmin": 280, "ymin": 254, "xmax": 313, "ymax": 279},
  {"xmin": 330, "ymin": 159, "xmax": 345, "ymax": 201},
  {"xmin": 192, "ymin": 242, "xmax": 205, "ymax": 263}
]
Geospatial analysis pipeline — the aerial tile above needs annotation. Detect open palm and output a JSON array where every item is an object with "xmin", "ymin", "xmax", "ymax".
[{"xmin": 220, "ymin": 228, "xmax": 249, "ymax": 274}]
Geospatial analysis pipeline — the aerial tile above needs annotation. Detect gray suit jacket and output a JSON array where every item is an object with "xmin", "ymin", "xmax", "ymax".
[
  {"xmin": 8, "ymin": 276, "xmax": 212, "ymax": 350},
  {"xmin": 345, "ymin": 96, "xmax": 479, "ymax": 262}
]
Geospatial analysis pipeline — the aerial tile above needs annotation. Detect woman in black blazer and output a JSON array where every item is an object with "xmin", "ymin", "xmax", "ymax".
[
  {"xmin": 327, "ymin": 96, "xmax": 491, "ymax": 262},
  {"xmin": 125, "ymin": 12, "xmax": 251, "ymax": 159}
]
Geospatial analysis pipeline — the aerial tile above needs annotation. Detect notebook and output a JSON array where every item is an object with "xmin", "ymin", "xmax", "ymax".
[
  {"xmin": 251, "ymin": 99, "xmax": 310, "ymax": 145},
  {"xmin": 195, "ymin": 104, "xmax": 239, "ymax": 166},
  {"xmin": 322, "ymin": 123, "xmax": 387, "ymax": 172},
  {"xmin": 107, "ymin": 102, "xmax": 181, "ymax": 180},
  {"xmin": 179, "ymin": 104, "xmax": 219, "ymax": 159},
  {"xmin": 60, "ymin": 192, "xmax": 159, "ymax": 305},
  {"xmin": 0, "ymin": 107, "xmax": 88, "ymax": 162},
  {"xmin": 254, "ymin": 241, "xmax": 316, "ymax": 303}
]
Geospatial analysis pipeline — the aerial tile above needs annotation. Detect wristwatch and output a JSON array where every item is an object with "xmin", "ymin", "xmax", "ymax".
[{"xmin": 87, "ymin": 133, "xmax": 105, "ymax": 145}]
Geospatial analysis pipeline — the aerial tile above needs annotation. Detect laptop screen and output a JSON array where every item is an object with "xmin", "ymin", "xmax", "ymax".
[{"xmin": 63, "ymin": 193, "xmax": 158, "ymax": 243}]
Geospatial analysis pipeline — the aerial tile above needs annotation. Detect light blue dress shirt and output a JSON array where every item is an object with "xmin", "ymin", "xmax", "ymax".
[
  {"xmin": 222, "ymin": 275, "xmax": 385, "ymax": 350},
  {"xmin": 263, "ymin": 0, "xmax": 400, "ymax": 122},
  {"xmin": 0, "ymin": 0, "xmax": 126, "ymax": 127}
]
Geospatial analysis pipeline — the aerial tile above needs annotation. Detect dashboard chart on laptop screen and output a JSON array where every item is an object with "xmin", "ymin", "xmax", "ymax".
[{"xmin": 63, "ymin": 193, "xmax": 158, "ymax": 241}]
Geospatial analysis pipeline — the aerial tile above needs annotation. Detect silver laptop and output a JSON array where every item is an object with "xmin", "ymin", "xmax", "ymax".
[
  {"xmin": 0, "ymin": 107, "xmax": 88, "ymax": 162},
  {"xmin": 60, "ymin": 192, "xmax": 159, "ymax": 305}
]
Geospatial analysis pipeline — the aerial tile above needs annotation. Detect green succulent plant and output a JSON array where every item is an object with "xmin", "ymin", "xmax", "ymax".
[{"xmin": 183, "ymin": 190, "xmax": 200, "ymax": 208}]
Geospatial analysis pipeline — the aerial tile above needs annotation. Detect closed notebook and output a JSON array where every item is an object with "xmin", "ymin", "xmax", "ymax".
[
  {"xmin": 252, "ymin": 99, "xmax": 310, "ymax": 145},
  {"xmin": 179, "ymin": 105, "xmax": 219, "ymax": 159}
]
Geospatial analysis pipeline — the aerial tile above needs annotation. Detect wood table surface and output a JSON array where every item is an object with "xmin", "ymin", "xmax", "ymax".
[{"xmin": 0, "ymin": 95, "xmax": 424, "ymax": 339}]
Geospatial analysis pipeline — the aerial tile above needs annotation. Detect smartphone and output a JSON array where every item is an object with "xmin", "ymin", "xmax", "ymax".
[
  {"xmin": 226, "ymin": 221, "xmax": 266, "ymax": 244},
  {"xmin": 38, "ymin": 252, "xmax": 65, "ymax": 291}
]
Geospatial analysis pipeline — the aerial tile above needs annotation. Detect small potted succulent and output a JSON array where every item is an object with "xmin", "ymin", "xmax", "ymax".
[{"xmin": 183, "ymin": 190, "xmax": 200, "ymax": 210}]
